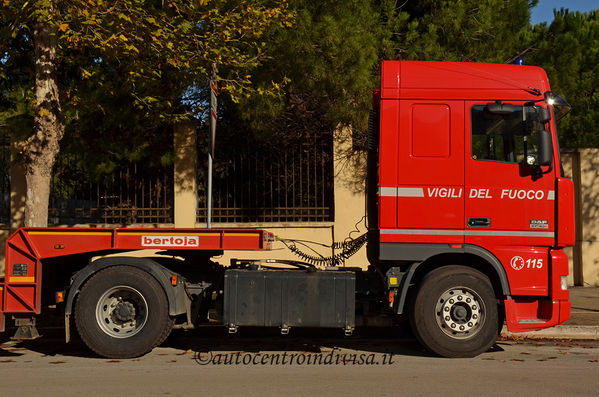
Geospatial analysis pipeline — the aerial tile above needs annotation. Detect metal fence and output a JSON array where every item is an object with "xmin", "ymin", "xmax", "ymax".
[
  {"xmin": 49, "ymin": 155, "xmax": 173, "ymax": 225},
  {"xmin": 197, "ymin": 138, "xmax": 334, "ymax": 223},
  {"xmin": 1, "ymin": 135, "xmax": 334, "ymax": 226}
]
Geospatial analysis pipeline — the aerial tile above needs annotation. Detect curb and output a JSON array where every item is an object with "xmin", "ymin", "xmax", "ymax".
[{"xmin": 501, "ymin": 325, "xmax": 599, "ymax": 340}]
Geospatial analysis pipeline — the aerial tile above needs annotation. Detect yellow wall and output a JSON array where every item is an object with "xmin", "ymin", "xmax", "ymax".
[
  {"xmin": 0, "ymin": 228, "xmax": 9, "ymax": 277},
  {"xmin": 562, "ymin": 149, "xmax": 599, "ymax": 286},
  {"xmin": 174, "ymin": 122, "xmax": 198, "ymax": 228}
]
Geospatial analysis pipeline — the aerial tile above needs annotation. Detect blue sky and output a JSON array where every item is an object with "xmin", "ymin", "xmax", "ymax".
[{"xmin": 531, "ymin": 0, "xmax": 599, "ymax": 24}]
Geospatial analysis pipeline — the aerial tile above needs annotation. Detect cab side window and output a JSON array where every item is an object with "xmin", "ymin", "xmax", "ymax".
[{"xmin": 471, "ymin": 105, "xmax": 544, "ymax": 165}]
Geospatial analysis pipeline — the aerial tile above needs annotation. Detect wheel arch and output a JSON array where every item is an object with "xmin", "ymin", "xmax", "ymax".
[
  {"xmin": 412, "ymin": 248, "xmax": 510, "ymax": 299},
  {"xmin": 387, "ymin": 244, "xmax": 510, "ymax": 314},
  {"xmin": 65, "ymin": 257, "xmax": 188, "ymax": 319}
]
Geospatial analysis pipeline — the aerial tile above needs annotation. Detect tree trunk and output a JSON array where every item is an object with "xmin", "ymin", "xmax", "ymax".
[{"xmin": 24, "ymin": 15, "xmax": 64, "ymax": 227}]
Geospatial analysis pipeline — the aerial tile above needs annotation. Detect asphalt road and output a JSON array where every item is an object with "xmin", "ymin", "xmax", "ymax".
[{"xmin": 1, "ymin": 328, "xmax": 598, "ymax": 396}]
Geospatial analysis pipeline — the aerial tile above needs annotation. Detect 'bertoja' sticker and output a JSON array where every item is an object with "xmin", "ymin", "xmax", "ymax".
[{"xmin": 142, "ymin": 235, "xmax": 199, "ymax": 247}]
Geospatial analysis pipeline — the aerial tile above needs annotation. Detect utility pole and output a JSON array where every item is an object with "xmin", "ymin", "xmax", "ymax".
[{"xmin": 207, "ymin": 64, "xmax": 217, "ymax": 228}]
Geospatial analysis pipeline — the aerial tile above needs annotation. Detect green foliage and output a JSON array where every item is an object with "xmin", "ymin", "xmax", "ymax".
[
  {"xmin": 0, "ymin": 16, "xmax": 34, "ymax": 138},
  {"xmin": 528, "ymin": 9, "xmax": 599, "ymax": 148},
  {"xmin": 224, "ymin": 0, "xmax": 382, "ymax": 144},
  {"xmin": 54, "ymin": 0, "xmax": 293, "ymax": 107},
  {"xmin": 380, "ymin": 0, "xmax": 537, "ymax": 63},
  {"xmin": 0, "ymin": 0, "xmax": 293, "ymax": 174}
]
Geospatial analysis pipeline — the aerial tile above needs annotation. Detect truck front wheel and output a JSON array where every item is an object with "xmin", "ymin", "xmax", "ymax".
[
  {"xmin": 75, "ymin": 266, "xmax": 174, "ymax": 358},
  {"xmin": 410, "ymin": 265, "xmax": 499, "ymax": 358}
]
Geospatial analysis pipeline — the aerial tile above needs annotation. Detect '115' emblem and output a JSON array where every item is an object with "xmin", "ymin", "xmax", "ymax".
[{"xmin": 510, "ymin": 256, "xmax": 543, "ymax": 270}]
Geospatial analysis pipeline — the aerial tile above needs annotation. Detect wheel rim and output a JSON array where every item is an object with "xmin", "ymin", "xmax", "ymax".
[
  {"xmin": 95, "ymin": 286, "xmax": 148, "ymax": 338},
  {"xmin": 435, "ymin": 286, "xmax": 485, "ymax": 339}
]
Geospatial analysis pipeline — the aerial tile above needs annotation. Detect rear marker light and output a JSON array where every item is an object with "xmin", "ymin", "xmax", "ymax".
[
  {"xmin": 55, "ymin": 291, "xmax": 64, "ymax": 303},
  {"xmin": 171, "ymin": 275, "xmax": 178, "ymax": 286}
]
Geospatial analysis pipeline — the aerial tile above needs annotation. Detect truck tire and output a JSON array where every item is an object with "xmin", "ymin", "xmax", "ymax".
[
  {"xmin": 410, "ymin": 265, "xmax": 499, "ymax": 358},
  {"xmin": 75, "ymin": 266, "xmax": 174, "ymax": 358}
]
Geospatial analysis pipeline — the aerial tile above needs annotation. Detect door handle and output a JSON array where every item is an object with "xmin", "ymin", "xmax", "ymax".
[{"xmin": 468, "ymin": 217, "xmax": 491, "ymax": 227}]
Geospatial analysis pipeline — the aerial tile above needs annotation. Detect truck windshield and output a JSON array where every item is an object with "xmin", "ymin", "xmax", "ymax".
[{"xmin": 471, "ymin": 105, "xmax": 548, "ymax": 165}]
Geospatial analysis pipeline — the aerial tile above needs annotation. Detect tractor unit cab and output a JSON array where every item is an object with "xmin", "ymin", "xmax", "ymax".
[{"xmin": 367, "ymin": 61, "xmax": 574, "ymax": 357}]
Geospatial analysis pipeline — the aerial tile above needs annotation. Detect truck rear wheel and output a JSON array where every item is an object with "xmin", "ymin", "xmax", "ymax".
[
  {"xmin": 75, "ymin": 266, "xmax": 174, "ymax": 358},
  {"xmin": 410, "ymin": 265, "xmax": 499, "ymax": 358}
]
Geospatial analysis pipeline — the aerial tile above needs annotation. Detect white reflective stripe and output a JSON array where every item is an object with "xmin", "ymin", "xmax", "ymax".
[
  {"xmin": 379, "ymin": 187, "xmax": 397, "ymax": 197},
  {"xmin": 397, "ymin": 187, "xmax": 424, "ymax": 197},
  {"xmin": 379, "ymin": 188, "xmax": 556, "ymax": 200},
  {"xmin": 380, "ymin": 229, "xmax": 554, "ymax": 238},
  {"xmin": 465, "ymin": 230, "xmax": 554, "ymax": 237},
  {"xmin": 378, "ymin": 187, "xmax": 424, "ymax": 197},
  {"xmin": 381, "ymin": 229, "xmax": 464, "ymax": 236}
]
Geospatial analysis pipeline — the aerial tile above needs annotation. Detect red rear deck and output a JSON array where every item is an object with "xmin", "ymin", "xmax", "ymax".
[{"xmin": 0, "ymin": 227, "xmax": 274, "ymax": 330}]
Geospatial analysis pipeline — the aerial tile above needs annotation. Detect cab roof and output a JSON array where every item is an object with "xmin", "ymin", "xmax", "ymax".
[{"xmin": 381, "ymin": 61, "xmax": 550, "ymax": 101}]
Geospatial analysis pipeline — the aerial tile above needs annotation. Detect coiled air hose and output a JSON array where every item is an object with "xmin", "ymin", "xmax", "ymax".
[{"xmin": 279, "ymin": 233, "xmax": 367, "ymax": 269}]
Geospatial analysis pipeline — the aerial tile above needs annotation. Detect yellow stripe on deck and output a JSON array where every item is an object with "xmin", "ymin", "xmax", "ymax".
[
  {"xmin": 8, "ymin": 276, "xmax": 35, "ymax": 283},
  {"xmin": 28, "ymin": 231, "xmax": 112, "ymax": 236},
  {"xmin": 27, "ymin": 230, "xmax": 260, "ymax": 238},
  {"xmin": 118, "ymin": 232, "xmax": 260, "ymax": 237},
  {"xmin": 119, "ymin": 232, "xmax": 222, "ymax": 237}
]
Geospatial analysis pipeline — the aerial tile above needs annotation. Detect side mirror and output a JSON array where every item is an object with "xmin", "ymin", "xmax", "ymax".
[{"xmin": 538, "ymin": 129, "xmax": 553, "ymax": 166}]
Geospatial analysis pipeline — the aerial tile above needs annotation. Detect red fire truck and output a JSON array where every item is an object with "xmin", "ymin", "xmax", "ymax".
[{"xmin": 0, "ymin": 61, "xmax": 574, "ymax": 358}]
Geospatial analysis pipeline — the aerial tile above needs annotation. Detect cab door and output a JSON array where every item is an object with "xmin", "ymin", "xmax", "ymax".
[
  {"xmin": 394, "ymin": 100, "xmax": 465, "ymax": 243},
  {"xmin": 464, "ymin": 101, "xmax": 555, "ymax": 295}
]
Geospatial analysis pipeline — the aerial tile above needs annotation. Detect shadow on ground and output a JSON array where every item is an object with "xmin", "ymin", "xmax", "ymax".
[{"xmin": 2, "ymin": 326, "xmax": 505, "ymax": 360}]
